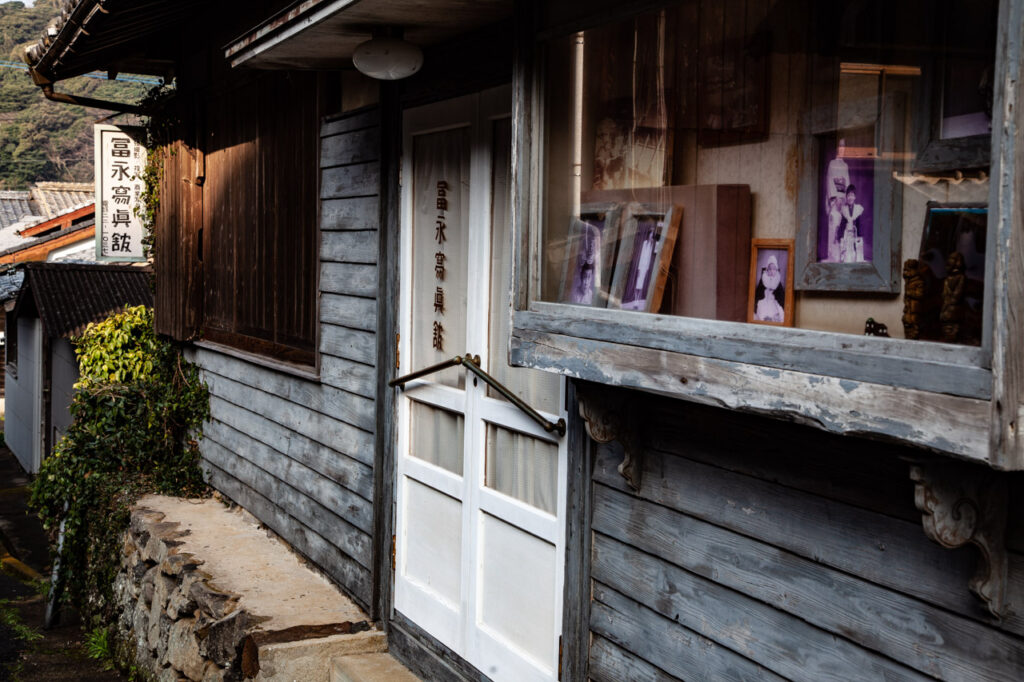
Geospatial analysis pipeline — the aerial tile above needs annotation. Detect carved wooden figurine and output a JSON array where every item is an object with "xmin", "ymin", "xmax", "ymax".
[
  {"xmin": 902, "ymin": 258, "xmax": 927, "ymax": 339},
  {"xmin": 940, "ymin": 251, "xmax": 967, "ymax": 343}
]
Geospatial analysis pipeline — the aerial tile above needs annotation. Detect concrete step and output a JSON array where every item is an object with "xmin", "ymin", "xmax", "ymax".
[{"xmin": 331, "ymin": 653, "xmax": 420, "ymax": 682}]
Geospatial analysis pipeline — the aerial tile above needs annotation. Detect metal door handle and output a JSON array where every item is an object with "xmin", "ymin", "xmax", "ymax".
[{"xmin": 390, "ymin": 353, "xmax": 566, "ymax": 437}]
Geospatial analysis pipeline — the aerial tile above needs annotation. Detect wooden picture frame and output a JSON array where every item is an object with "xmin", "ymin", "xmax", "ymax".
[
  {"xmin": 748, "ymin": 239, "xmax": 795, "ymax": 326},
  {"xmin": 557, "ymin": 202, "xmax": 624, "ymax": 307},
  {"xmin": 795, "ymin": 92, "xmax": 906, "ymax": 292},
  {"xmin": 912, "ymin": 4, "xmax": 997, "ymax": 174},
  {"xmin": 607, "ymin": 203, "xmax": 681, "ymax": 313}
]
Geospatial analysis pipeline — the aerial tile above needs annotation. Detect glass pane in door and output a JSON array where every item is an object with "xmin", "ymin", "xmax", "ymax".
[
  {"xmin": 412, "ymin": 127, "xmax": 470, "ymax": 388},
  {"xmin": 409, "ymin": 401, "xmax": 465, "ymax": 475},
  {"xmin": 485, "ymin": 423, "xmax": 558, "ymax": 514}
]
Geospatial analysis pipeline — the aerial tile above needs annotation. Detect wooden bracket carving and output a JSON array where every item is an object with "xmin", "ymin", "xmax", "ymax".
[
  {"xmin": 577, "ymin": 385, "xmax": 644, "ymax": 491},
  {"xmin": 908, "ymin": 460, "xmax": 1011, "ymax": 619}
]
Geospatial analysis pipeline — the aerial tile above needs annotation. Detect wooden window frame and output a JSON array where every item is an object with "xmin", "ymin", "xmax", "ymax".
[{"xmin": 508, "ymin": 0, "xmax": 1024, "ymax": 468}]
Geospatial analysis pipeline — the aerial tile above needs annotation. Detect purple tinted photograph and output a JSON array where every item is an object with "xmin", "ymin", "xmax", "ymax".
[
  {"xmin": 753, "ymin": 248, "xmax": 788, "ymax": 323},
  {"xmin": 816, "ymin": 133, "xmax": 875, "ymax": 264},
  {"xmin": 620, "ymin": 215, "xmax": 662, "ymax": 311}
]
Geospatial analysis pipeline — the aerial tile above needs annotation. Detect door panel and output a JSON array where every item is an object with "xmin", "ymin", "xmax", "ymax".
[{"xmin": 395, "ymin": 87, "xmax": 566, "ymax": 682}]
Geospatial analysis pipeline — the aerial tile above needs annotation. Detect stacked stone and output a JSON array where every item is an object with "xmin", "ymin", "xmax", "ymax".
[{"xmin": 114, "ymin": 507, "xmax": 266, "ymax": 682}]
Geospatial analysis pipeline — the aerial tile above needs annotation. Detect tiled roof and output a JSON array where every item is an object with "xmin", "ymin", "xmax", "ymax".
[
  {"xmin": 0, "ymin": 191, "xmax": 37, "ymax": 230},
  {"xmin": 31, "ymin": 182, "xmax": 94, "ymax": 218},
  {"xmin": 16, "ymin": 261, "xmax": 152, "ymax": 338}
]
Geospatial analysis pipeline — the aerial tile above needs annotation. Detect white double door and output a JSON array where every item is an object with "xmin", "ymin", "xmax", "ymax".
[{"xmin": 395, "ymin": 87, "xmax": 567, "ymax": 682}]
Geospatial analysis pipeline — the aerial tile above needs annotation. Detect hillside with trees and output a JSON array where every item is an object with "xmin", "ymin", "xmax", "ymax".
[{"xmin": 0, "ymin": 0, "xmax": 152, "ymax": 189}]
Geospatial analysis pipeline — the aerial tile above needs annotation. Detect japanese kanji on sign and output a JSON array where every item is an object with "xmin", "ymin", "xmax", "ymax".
[{"xmin": 94, "ymin": 124, "xmax": 147, "ymax": 262}]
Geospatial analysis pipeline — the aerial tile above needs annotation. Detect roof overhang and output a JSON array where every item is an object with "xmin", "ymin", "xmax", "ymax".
[
  {"xmin": 25, "ymin": 0, "xmax": 211, "ymax": 85},
  {"xmin": 225, "ymin": 0, "xmax": 512, "ymax": 70}
]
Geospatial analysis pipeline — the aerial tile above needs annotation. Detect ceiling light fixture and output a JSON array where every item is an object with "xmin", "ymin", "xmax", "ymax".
[{"xmin": 352, "ymin": 32, "xmax": 423, "ymax": 81}]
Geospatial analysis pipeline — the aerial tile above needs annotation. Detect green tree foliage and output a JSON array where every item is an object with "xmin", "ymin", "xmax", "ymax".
[
  {"xmin": 29, "ymin": 306, "xmax": 209, "ymax": 624},
  {"xmin": 0, "ymin": 0, "xmax": 150, "ymax": 188}
]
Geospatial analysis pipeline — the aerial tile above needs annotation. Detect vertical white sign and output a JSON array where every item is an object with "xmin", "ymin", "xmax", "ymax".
[{"xmin": 95, "ymin": 125, "xmax": 147, "ymax": 261}]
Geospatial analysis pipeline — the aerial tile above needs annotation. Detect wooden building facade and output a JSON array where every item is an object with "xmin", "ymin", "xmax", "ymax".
[{"xmin": 23, "ymin": 0, "xmax": 1024, "ymax": 680}]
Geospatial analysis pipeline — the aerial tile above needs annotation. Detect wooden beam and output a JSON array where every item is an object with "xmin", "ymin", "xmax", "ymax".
[
  {"xmin": 512, "ymin": 327, "xmax": 992, "ymax": 461},
  {"xmin": 988, "ymin": 0, "xmax": 1024, "ymax": 470},
  {"xmin": 17, "ymin": 204, "xmax": 94, "ymax": 238},
  {"xmin": 0, "ymin": 227, "xmax": 94, "ymax": 265}
]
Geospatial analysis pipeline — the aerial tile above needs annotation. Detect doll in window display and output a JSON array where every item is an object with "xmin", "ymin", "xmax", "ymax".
[{"xmin": 839, "ymin": 184, "xmax": 865, "ymax": 263}]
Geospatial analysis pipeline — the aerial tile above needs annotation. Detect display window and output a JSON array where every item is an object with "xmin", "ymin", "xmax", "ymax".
[{"xmin": 535, "ymin": 0, "xmax": 996, "ymax": 345}]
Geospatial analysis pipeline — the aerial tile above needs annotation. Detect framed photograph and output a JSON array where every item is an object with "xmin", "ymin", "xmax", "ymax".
[
  {"xmin": 912, "ymin": 5, "xmax": 996, "ymax": 173},
  {"xmin": 795, "ymin": 93, "xmax": 906, "ymax": 292},
  {"xmin": 816, "ymin": 127, "xmax": 875, "ymax": 265},
  {"xmin": 558, "ymin": 203, "xmax": 624, "ymax": 307},
  {"xmin": 906, "ymin": 202, "xmax": 987, "ymax": 345},
  {"xmin": 748, "ymin": 239, "xmax": 795, "ymax": 326},
  {"xmin": 608, "ymin": 203, "xmax": 682, "ymax": 313}
]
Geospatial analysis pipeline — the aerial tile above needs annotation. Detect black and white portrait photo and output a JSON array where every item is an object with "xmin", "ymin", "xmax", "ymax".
[{"xmin": 749, "ymin": 240, "xmax": 794, "ymax": 326}]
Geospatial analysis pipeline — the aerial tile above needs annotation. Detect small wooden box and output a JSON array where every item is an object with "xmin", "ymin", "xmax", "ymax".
[{"xmin": 668, "ymin": 184, "xmax": 752, "ymax": 321}]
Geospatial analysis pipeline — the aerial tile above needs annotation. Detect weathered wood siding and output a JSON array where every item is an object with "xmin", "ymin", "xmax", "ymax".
[
  {"xmin": 588, "ymin": 393, "xmax": 1024, "ymax": 682},
  {"xmin": 195, "ymin": 108, "xmax": 381, "ymax": 613}
]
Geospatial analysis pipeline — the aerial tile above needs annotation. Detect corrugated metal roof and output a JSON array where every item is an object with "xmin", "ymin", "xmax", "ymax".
[
  {"xmin": 31, "ymin": 182, "xmax": 94, "ymax": 218},
  {"xmin": 16, "ymin": 262, "xmax": 152, "ymax": 338}
]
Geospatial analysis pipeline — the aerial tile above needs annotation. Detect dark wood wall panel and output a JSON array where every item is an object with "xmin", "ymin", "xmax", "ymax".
[
  {"xmin": 588, "ymin": 397, "xmax": 1024, "ymax": 681},
  {"xmin": 192, "ymin": 107, "xmax": 383, "ymax": 616}
]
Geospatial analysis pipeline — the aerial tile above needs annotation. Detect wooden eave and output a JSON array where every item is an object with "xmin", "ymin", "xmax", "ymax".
[
  {"xmin": 225, "ymin": 0, "xmax": 512, "ymax": 69},
  {"xmin": 18, "ymin": 204, "xmax": 94, "ymax": 238},
  {"xmin": 0, "ymin": 224, "xmax": 95, "ymax": 266},
  {"xmin": 27, "ymin": 0, "xmax": 212, "ymax": 84}
]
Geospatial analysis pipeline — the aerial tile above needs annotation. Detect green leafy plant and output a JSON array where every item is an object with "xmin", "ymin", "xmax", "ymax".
[
  {"xmin": 84, "ymin": 627, "xmax": 116, "ymax": 671},
  {"xmin": 0, "ymin": 599, "xmax": 42, "ymax": 643},
  {"xmin": 29, "ymin": 305, "xmax": 209, "ymax": 625}
]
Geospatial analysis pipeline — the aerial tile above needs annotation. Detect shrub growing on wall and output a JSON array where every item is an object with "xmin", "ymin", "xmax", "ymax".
[{"xmin": 30, "ymin": 305, "xmax": 209, "ymax": 624}]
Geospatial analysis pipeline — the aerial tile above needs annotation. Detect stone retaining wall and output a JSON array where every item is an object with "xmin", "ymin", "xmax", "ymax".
[{"xmin": 112, "ymin": 505, "xmax": 264, "ymax": 682}]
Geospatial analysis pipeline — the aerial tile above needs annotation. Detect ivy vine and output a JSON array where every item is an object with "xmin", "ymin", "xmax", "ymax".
[
  {"xmin": 135, "ymin": 83, "xmax": 177, "ymax": 258},
  {"xmin": 29, "ymin": 306, "xmax": 209, "ymax": 625}
]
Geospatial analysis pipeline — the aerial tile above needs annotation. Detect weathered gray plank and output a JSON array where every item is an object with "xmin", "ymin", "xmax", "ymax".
[
  {"xmin": 203, "ymin": 427, "xmax": 371, "ymax": 535},
  {"xmin": 593, "ymin": 483, "xmax": 1024, "ymax": 680},
  {"xmin": 593, "ymin": 537, "xmax": 932, "ymax": 682},
  {"xmin": 515, "ymin": 307, "xmax": 991, "ymax": 400},
  {"xmin": 320, "ymin": 262, "xmax": 378, "ymax": 298},
  {"xmin": 321, "ymin": 324, "xmax": 377, "ymax": 367},
  {"xmin": 196, "ymin": 349, "xmax": 375, "ymax": 432},
  {"xmin": 513, "ymin": 329, "xmax": 990, "ymax": 461},
  {"xmin": 594, "ymin": 446, "xmax": 1024, "ymax": 635},
  {"xmin": 321, "ymin": 109, "xmax": 379, "ymax": 138},
  {"xmin": 202, "ymin": 435, "xmax": 372, "ymax": 565},
  {"xmin": 201, "ymin": 371, "xmax": 374, "ymax": 466},
  {"xmin": 321, "ymin": 293, "xmax": 377, "ymax": 333},
  {"xmin": 590, "ymin": 635, "xmax": 680, "ymax": 682},
  {"xmin": 590, "ymin": 585, "xmax": 784, "ymax": 682},
  {"xmin": 205, "ymin": 461, "xmax": 372, "ymax": 610},
  {"xmin": 320, "ymin": 355, "xmax": 376, "ymax": 399},
  {"xmin": 321, "ymin": 127, "xmax": 380, "ymax": 168},
  {"xmin": 321, "ymin": 197, "xmax": 380, "ymax": 232},
  {"xmin": 321, "ymin": 162, "xmax": 380, "ymax": 199},
  {"xmin": 643, "ymin": 400, "xmax": 918, "ymax": 523},
  {"xmin": 208, "ymin": 395, "xmax": 373, "ymax": 500},
  {"xmin": 988, "ymin": 0, "xmax": 1024, "ymax": 469},
  {"xmin": 321, "ymin": 230, "xmax": 379, "ymax": 265}
]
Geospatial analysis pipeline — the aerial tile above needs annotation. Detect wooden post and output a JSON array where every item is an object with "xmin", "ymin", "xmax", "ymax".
[{"xmin": 988, "ymin": 0, "xmax": 1024, "ymax": 470}]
